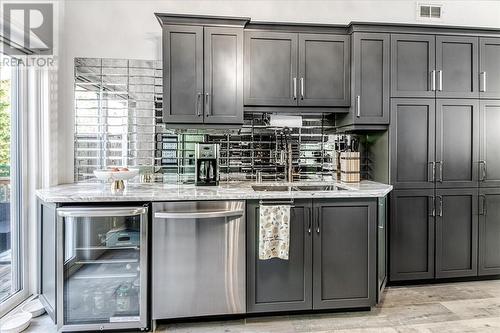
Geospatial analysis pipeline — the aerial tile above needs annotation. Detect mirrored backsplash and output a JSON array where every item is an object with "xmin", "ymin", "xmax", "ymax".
[{"xmin": 74, "ymin": 58, "xmax": 338, "ymax": 183}]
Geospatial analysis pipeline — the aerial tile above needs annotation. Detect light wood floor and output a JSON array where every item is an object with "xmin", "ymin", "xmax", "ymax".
[{"xmin": 23, "ymin": 279, "xmax": 500, "ymax": 332}]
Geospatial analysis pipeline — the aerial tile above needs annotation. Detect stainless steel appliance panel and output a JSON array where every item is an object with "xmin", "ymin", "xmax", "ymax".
[{"xmin": 152, "ymin": 201, "xmax": 245, "ymax": 319}]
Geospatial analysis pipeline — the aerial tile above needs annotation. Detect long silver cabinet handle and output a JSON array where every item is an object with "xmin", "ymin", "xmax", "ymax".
[
  {"xmin": 431, "ymin": 70, "xmax": 436, "ymax": 91},
  {"xmin": 155, "ymin": 209, "xmax": 244, "ymax": 220},
  {"xmin": 196, "ymin": 92, "xmax": 202, "ymax": 116},
  {"xmin": 479, "ymin": 195, "xmax": 488, "ymax": 216},
  {"xmin": 306, "ymin": 207, "xmax": 312, "ymax": 235},
  {"xmin": 437, "ymin": 195, "xmax": 443, "ymax": 217},
  {"xmin": 480, "ymin": 72, "xmax": 487, "ymax": 92},
  {"xmin": 429, "ymin": 161, "xmax": 436, "ymax": 182},
  {"xmin": 436, "ymin": 161, "xmax": 443, "ymax": 182},
  {"xmin": 58, "ymin": 207, "xmax": 148, "ymax": 217},
  {"xmin": 479, "ymin": 160, "xmax": 487, "ymax": 181},
  {"xmin": 315, "ymin": 207, "xmax": 320, "ymax": 234},
  {"xmin": 293, "ymin": 77, "xmax": 297, "ymax": 100},
  {"xmin": 429, "ymin": 196, "xmax": 436, "ymax": 217},
  {"xmin": 300, "ymin": 77, "xmax": 305, "ymax": 100},
  {"xmin": 356, "ymin": 95, "xmax": 361, "ymax": 117},
  {"xmin": 438, "ymin": 70, "xmax": 443, "ymax": 91},
  {"xmin": 205, "ymin": 93, "xmax": 210, "ymax": 116}
]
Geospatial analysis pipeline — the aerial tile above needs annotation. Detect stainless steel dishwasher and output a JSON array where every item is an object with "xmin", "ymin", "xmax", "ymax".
[{"xmin": 152, "ymin": 201, "xmax": 246, "ymax": 319}]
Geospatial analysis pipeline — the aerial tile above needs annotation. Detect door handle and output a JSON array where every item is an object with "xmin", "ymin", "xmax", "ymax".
[
  {"xmin": 438, "ymin": 70, "xmax": 443, "ymax": 91},
  {"xmin": 480, "ymin": 72, "xmax": 487, "ymax": 92},
  {"xmin": 300, "ymin": 77, "xmax": 304, "ymax": 100},
  {"xmin": 306, "ymin": 207, "xmax": 312, "ymax": 235},
  {"xmin": 293, "ymin": 77, "xmax": 297, "ymax": 100},
  {"xmin": 437, "ymin": 195, "xmax": 443, "ymax": 217},
  {"xmin": 205, "ymin": 93, "xmax": 210, "ymax": 116},
  {"xmin": 315, "ymin": 207, "xmax": 320, "ymax": 234},
  {"xmin": 356, "ymin": 95, "xmax": 361, "ymax": 117},
  {"xmin": 58, "ymin": 207, "xmax": 148, "ymax": 217},
  {"xmin": 429, "ymin": 196, "xmax": 436, "ymax": 217},
  {"xmin": 428, "ymin": 161, "xmax": 436, "ymax": 182},
  {"xmin": 431, "ymin": 70, "xmax": 436, "ymax": 91},
  {"xmin": 436, "ymin": 161, "xmax": 443, "ymax": 183},
  {"xmin": 155, "ymin": 209, "xmax": 244, "ymax": 219},
  {"xmin": 479, "ymin": 160, "xmax": 487, "ymax": 181},
  {"xmin": 196, "ymin": 92, "xmax": 202, "ymax": 116},
  {"xmin": 479, "ymin": 195, "xmax": 487, "ymax": 216}
]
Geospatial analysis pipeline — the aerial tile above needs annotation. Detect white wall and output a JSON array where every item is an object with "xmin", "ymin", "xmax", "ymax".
[{"xmin": 55, "ymin": 0, "xmax": 500, "ymax": 184}]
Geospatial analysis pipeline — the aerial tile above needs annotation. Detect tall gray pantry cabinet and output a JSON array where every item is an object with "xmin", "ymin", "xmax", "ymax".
[{"xmin": 389, "ymin": 32, "xmax": 500, "ymax": 281}]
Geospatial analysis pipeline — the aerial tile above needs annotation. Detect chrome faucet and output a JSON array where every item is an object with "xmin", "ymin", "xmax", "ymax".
[{"xmin": 286, "ymin": 143, "xmax": 293, "ymax": 183}]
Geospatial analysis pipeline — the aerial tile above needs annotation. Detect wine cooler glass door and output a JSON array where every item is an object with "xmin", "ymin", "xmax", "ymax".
[{"xmin": 56, "ymin": 207, "xmax": 148, "ymax": 331}]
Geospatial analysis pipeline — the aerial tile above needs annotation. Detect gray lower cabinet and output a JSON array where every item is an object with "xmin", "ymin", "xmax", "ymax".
[
  {"xmin": 162, "ymin": 25, "xmax": 243, "ymax": 124},
  {"xmin": 244, "ymin": 31, "xmax": 298, "ymax": 106},
  {"xmin": 337, "ymin": 32, "xmax": 389, "ymax": 127},
  {"xmin": 246, "ymin": 200, "xmax": 312, "ymax": 313},
  {"xmin": 390, "ymin": 99, "xmax": 436, "ymax": 189},
  {"xmin": 479, "ymin": 38, "xmax": 500, "ymax": 99},
  {"xmin": 435, "ymin": 99, "xmax": 479, "ymax": 188},
  {"xmin": 298, "ymin": 34, "xmax": 350, "ymax": 106},
  {"xmin": 377, "ymin": 196, "xmax": 387, "ymax": 303},
  {"xmin": 391, "ymin": 34, "xmax": 436, "ymax": 98},
  {"xmin": 312, "ymin": 199, "xmax": 376, "ymax": 309},
  {"xmin": 479, "ymin": 100, "xmax": 500, "ymax": 187},
  {"xmin": 479, "ymin": 188, "xmax": 500, "ymax": 275},
  {"xmin": 390, "ymin": 189, "xmax": 435, "ymax": 281},
  {"xmin": 435, "ymin": 188, "xmax": 478, "ymax": 278},
  {"xmin": 163, "ymin": 25, "xmax": 204, "ymax": 123},
  {"xmin": 247, "ymin": 198, "xmax": 376, "ymax": 312},
  {"xmin": 435, "ymin": 36, "xmax": 478, "ymax": 98}
]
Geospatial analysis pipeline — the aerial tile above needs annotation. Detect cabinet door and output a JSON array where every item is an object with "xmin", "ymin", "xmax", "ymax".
[
  {"xmin": 435, "ymin": 188, "xmax": 478, "ymax": 278},
  {"xmin": 390, "ymin": 99, "xmax": 436, "ymax": 189},
  {"xmin": 298, "ymin": 34, "xmax": 350, "ymax": 106},
  {"xmin": 435, "ymin": 99, "xmax": 479, "ymax": 188},
  {"xmin": 479, "ymin": 188, "xmax": 500, "ymax": 275},
  {"xmin": 204, "ymin": 27, "xmax": 243, "ymax": 124},
  {"xmin": 163, "ymin": 25, "xmax": 204, "ymax": 123},
  {"xmin": 352, "ymin": 32, "xmax": 390, "ymax": 124},
  {"xmin": 391, "ymin": 34, "xmax": 436, "ymax": 98},
  {"xmin": 436, "ymin": 36, "xmax": 479, "ymax": 98},
  {"xmin": 479, "ymin": 38, "xmax": 500, "ymax": 99},
  {"xmin": 246, "ymin": 200, "xmax": 312, "ymax": 313},
  {"xmin": 312, "ymin": 199, "xmax": 376, "ymax": 309},
  {"xmin": 479, "ymin": 100, "xmax": 500, "ymax": 187},
  {"xmin": 390, "ymin": 190, "xmax": 435, "ymax": 281},
  {"xmin": 244, "ymin": 31, "xmax": 298, "ymax": 106}
]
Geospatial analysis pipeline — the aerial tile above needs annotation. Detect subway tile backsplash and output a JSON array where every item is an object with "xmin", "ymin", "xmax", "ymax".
[{"xmin": 74, "ymin": 57, "xmax": 338, "ymax": 182}]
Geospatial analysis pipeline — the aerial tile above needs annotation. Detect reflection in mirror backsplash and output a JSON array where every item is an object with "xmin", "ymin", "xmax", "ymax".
[{"xmin": 74, "ymin": 58, "xmax": 337, "ymax": 183}]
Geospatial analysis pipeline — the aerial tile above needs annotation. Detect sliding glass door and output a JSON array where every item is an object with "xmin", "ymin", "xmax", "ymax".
[{"xmin": 0, "ymin": 54, "xmax": 23, "ymax": 311}]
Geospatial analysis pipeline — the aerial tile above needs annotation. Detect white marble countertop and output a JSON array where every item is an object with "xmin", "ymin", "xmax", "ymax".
[{"xmin": 36, "ymin": 180, "xmax": 392, "ymax": 203}]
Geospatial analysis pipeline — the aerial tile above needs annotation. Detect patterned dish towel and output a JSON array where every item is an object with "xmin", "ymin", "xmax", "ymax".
[{"xmin": 259, "ymin": 205, "xmax": 290, "ymax": 260}]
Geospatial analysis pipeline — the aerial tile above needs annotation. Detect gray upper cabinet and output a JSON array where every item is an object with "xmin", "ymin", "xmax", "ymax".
[
  {"xmin": 163, "ymin": 25, "xmax": 204, "ymax": 123},
  {"xmin": 162, "ymin": 24, "xmax": 244, "ymax": 125},
  {"xmin": 390, "ymin": 99, "xmax": 436, "ymax": 189},
  {"xmin": 479, "ymin": 188, "xmax": 500, "ymax": 275},
  {"xmin": 244, "ymin": 31, "xmax": 298, "ymax": 106},
  {"xmin": 312, "ymin": 199, "xmax": 376, "ymax": 309},
  {"xmin": 435, "ymin": 36, "xmax": 478, "ymax": 98},
  {"xmin": 298, "ymin": 34, "xmax": 350, "ymax": 106},
  {"xmin": 435, "ymin": 188, "xmax": 478, "ymax": 279},
  {"xmin": 479, "ymin": 38, "xmax": 500, "ymax": 99},
  {"xmin": 390, "ymin": 189, "xmax": 435, "ymax": 281},
  {"xmin": 244, "ymin": 31, "xmax": 350, "ymax": 107},
  {"xmin": 435, "ymin": 99, "xmax": 479, "ymax": 188},
  {"xmin": 351, "ymin": 32, "xmax": 390, "ymax": 124},
  {"xmin": 391, "ymin": 34, "xmax": 436, "ymax": 98},
  {"xmin": 246, "ymin": 200, "xmax": 312, "ymax": 313},
  {"xmin": 479, "ymin": 100, "xmax": 500, "ymax": 187},
  {"xmin": 204, "ymin": 27, "xmax": 244, "ymax": 124}
]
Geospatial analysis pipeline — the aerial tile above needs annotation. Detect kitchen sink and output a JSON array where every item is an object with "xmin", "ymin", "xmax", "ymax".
[{"xmin": 252, "ymin": 185, "xmax": 349, "ymax": 192}]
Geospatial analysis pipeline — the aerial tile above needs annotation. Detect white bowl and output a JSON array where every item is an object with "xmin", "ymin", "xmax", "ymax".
[
  {"xmin": 21, "ymin": 299, "xmax": 45, "ymax": 318},
  {"xmin": 94, "ymin": 168, "xmax": 139, "ymax": 182},
  {"xmin": 0, "ymin": 312, "xmax": 32, "ymax": 333}
]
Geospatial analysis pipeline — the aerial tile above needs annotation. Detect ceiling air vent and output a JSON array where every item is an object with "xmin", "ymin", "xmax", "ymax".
[{"xmin": 417, "ymin": 3, "xmax": 443, "ymax": 21}]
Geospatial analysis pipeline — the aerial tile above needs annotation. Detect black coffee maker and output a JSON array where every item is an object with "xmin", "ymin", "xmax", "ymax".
[{"xmin": 195, "ymin": 143, "xmax": 219, "ymax": 186}]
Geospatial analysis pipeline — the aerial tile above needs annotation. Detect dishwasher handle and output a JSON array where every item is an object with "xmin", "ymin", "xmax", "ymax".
[{"xmin": 155, "ymin": 209, "xmax": 244, "ymax": 220}]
